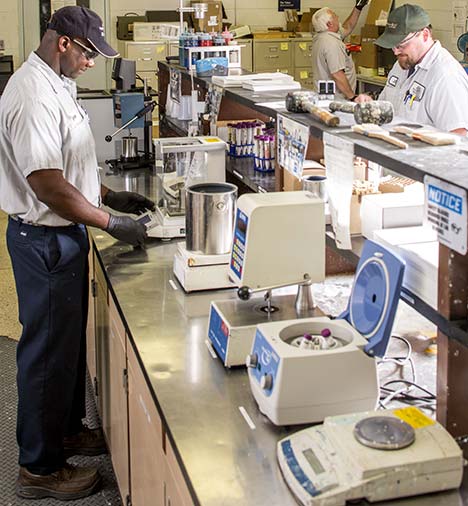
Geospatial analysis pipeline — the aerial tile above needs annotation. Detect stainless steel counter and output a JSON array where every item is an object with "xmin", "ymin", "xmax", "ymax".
[{"xmin": 92, "ymin": 168, "xmax": 468, "ymax": 506}]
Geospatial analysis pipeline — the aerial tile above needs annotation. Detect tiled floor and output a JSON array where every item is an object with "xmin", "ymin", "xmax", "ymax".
[{"xmin": 0, "ymin": 211, "xmax": 22, "ymax": 341}]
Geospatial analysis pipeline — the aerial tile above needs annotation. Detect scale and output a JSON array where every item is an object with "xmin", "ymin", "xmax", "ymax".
[
  {"xmin": 173, "ymin": 245, "xmax": 235, "ymax": 292},
  {"xmin": 208, "ymin": 191, "xmax": 325, "ymax": 367},
  {"xmin": 277, "ymin": 407, "xmax": 463, "ymax": 506},
  {"xmin": 247, "ymin": 240, "xmax": 405, "ymax": 425},
  {"xmin": 149, "ymin": 136, "xmax": 226, "ymax": 240}
]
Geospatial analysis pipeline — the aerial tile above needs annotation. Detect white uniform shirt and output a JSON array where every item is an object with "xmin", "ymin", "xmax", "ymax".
[
  {"xmin": 311, "ymin": 31, "xmax": 356, "ymax": 100},
  {"xmin": 379, "ymin": 41, "xmax": 468, "ymax": 132},
  {"xmin": 0, "ymin": 52, "xmax": 100, "ymax": 226}
]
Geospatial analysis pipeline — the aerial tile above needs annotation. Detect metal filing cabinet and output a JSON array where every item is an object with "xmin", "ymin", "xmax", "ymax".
[
  {"xmin": 237, "ymin": 39, "xmax": 253, "ymax": 71},
  {"xmin": 293, "ymin": 39, "xmax": 314, "ymax": 90},
  {"xmin": 253, "ymin": 39, "xmax": 292, "ymax": 74},
  {"xmin": 118, "ymin": 41, "xmax": 168, "ymax": 122},
  {"xmin": 294, "ymin": 68, "xmax": 315, "ymax": 89}
]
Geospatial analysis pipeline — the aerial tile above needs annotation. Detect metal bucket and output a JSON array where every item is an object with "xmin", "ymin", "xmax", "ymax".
[
  {"xmin": 121, "ymin": 136, "xmax": 138, "ymax": 160},
  {"xmin": 302, "ymin": 175, "xmax": 328, "ymax": 202},
  {"xmin": 186, "ymin": 182, "xmax": 238, "ymax": 254}
]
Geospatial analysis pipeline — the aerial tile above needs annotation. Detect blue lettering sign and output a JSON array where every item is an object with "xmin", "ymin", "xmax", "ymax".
[{"xmin": 428, "ymin": 185, "xmax": 463, "ymax": 215}]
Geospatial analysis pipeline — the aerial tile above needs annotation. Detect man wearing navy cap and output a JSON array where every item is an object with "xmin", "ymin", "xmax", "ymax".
[
  {"xmin": 0, "ymin": 6, "xmax": 155, "ymax": 500},
  {"xmin": 376, "ymin": 4, "xmax": 468, "ymax": 134}
]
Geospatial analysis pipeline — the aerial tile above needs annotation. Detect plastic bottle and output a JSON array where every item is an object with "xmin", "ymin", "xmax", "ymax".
[{"xmin": 222, "ymin": 27, "xmax": 232, "ymax": 45}]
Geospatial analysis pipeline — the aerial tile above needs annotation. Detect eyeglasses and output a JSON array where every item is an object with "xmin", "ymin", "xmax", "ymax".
[
  {"xmin": 393, "ymin": 31, "xmax": 421, "ymax": 50},
  {"xmin": 72, "ymin": 39, "xmax": 99, "ymax": 60}
]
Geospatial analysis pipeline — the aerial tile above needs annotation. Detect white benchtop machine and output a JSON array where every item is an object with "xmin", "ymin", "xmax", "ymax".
[
  {"xmin": 247, "ymin": 240, "xmax": 406, "ymax": 426},
  {"xmin": 208, "ymin": 191, "xmax": 325, "ymax": 367},
  {"xmin": 149, "ymin": 136, "xmax": 226, "ymax": 240}
]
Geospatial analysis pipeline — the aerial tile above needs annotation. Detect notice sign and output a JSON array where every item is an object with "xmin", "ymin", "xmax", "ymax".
[
  {"xmin": 424, "ymin": 175, "xmax": 467, "ymax": 255},
  {"xmin": 278, "ymin": 0, "xmax": 300, "ymax": 11}
]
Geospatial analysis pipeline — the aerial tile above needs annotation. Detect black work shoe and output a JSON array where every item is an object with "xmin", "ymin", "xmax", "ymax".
[
  {"xmin": 63, "ymin": 426, "xmax": 108, "ymax": 457},
  {"xmin": 16, "ymin": 463, "xmax": 101, "ymax": 500}
]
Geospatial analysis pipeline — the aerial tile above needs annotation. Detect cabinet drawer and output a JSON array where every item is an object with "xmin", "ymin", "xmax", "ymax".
[
  {"xmin": 238, "ymin": 39, "xmax": 253, "ymax": 72},
  {"xmin": 126, "ymin": 43, "xmax": 167, "ymax": 71},
  {"xmin": 294, "ymin": 67, "xmax": 315, "ymax": 90},
  {"xmin": 293, "ymin": 39, "xmax": 313, "ymax": 67},
  {"xmin": 253, "ymin": 40, "xmax": 292, "ymax": 70}
]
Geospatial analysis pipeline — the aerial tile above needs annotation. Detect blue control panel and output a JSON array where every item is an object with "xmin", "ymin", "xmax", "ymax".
[
  {"xmin": 230, "ymin": 208, "xmax": 248, "ymax": 280},
  {"xmin": 280, "ymin": 440, "xmax": 321, "ymax": 497},
  {"xmin": 250, "ymin": 329, "xmax": 281, "ymax": 396},
  {"xmin": 208, "ymin": 304, "xmax": 229, "ymax": 362}
]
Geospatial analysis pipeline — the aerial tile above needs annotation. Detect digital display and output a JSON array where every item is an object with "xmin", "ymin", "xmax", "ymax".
[{"xmin": 303, "ymin": 449, "xmax": 325, "ymax": 475}]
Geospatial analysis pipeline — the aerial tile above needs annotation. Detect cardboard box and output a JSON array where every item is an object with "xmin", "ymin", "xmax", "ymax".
[
  {"xmin": 283, "ymin": 164, "xmax": 326, "ymax": 191},
  {"xmin": 230, "ymin": 25, "xmax": 251, "ymax": 38},
  {"xmin": 374, "ymin": 226, "xmax": 439, "ymax": 308},
  {"xmin": 360, "ymin": 193, "xmax": 425, "ymax": 239},
  {"xmin": 253, "ymin": 31, "xmax": 294, "ymax": 39},
  {"xmin": 360, "ymin": 24, "xmax": 380, "ymax": 41},
  {"xmin": 354, "ymin": 42, "xmax": 378, "ymax": 69},
  {"xmin": 191, "ymin": 1, "xmax": 223, "ymax": 32},
  {"xmin": 365, "ymin": 0, "xmax": 392, "ymax": 25}
]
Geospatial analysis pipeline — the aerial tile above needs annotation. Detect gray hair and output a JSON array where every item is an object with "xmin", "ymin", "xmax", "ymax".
[{"xmin": 312, "ymin": 7, "xmax": 333, "ymax": 33}]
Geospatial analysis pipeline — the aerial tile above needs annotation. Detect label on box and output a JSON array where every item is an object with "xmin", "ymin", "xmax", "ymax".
[
  {"xmin": 424, "ymin": 175, "xmax": 467, "ymax": 255},
  {"xmin": 277, "ymin": 114, "xmax": 309, "ymax": 177}
]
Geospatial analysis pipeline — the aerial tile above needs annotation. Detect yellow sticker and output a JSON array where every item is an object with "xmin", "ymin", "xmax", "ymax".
[
  {"xmin": 300, "ymin": 71, "xmax": 309, "ymax": 79},
  {"xmin": 157, "ymin": 46, "xmax": 165, "ymax": 53},
  {"xmin": 394, "ymin": 407, "xmax": 435, "ymax": 429},
  {"xmin": 205, "ymin": 137, "xmax": 221, "ymax": 142},
  {"xmin": 299, "ymin": 43, "xmax": 306, "ymax": 50},
  {"xmin": 280, "ymin": 43, "xmax": 289, "ymax": 51}
]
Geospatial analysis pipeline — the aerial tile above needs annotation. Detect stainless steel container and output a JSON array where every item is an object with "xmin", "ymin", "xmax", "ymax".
[
  {"xmin": 186, "ymin": 182, "xmax": 238, "ymax": 254},
  {"xmin": 302, "ymin": 175, "xmax": 328, "ymax": 202},
  {"xmin": 121, "ymin": 136, "xmax": 138, "ymax": 160}
]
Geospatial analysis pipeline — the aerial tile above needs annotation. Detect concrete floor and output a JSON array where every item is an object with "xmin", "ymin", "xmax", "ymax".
[{"xmin": 0, "ymin": 211, "xmax": 22, "ymax": 341}]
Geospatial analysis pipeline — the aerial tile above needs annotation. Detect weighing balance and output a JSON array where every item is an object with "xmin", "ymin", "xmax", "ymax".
[
  {"xmin": 247, "ymin": 240, "xmax": 405, "ymax": 425},
  {"xmin": 208, "ymin": 191, "xmax": 325, "ymax": 367},
  {"xmin": 277, "ymin": 407, "xmax": 463, "ymax": 506},
  {"xmin": 149, "ymin": 136, "xmax": 226, "ymax": 239}
]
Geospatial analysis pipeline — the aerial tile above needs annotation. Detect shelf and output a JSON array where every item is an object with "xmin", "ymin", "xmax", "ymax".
[{"xmin": 226, "ymin": 156, "xmax": 275, "ymax": 193}]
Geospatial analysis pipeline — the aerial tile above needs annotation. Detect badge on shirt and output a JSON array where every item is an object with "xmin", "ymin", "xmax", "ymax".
[
  {"xmin": 408, "ymin": 81, "xmax": 426, "ymax": 101},
  {"xmin": 388, "ymin": 75, "xmax": 399, "ymax": 87}
]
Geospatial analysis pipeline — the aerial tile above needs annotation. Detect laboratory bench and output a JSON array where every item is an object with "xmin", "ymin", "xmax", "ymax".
[
  {"xmin": 89, "ymin": 167, "xmax": 468, "ymax": 506},
  {"xmin": 85, "ymin": 63, "xmax": 468, "ymax": 506}
]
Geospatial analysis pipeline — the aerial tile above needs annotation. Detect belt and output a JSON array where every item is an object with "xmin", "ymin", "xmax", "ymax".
[
  {"xmin": 9, "ymin": 215, "xmax": 43, "ymax": 227},
  {"xmin": 9, "ymin": 215, "xmax": 76, "ymax": 227}
]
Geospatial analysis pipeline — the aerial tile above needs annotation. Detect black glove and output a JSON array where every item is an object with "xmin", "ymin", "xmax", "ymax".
[
  {"xmin": 106, "ymin": 214, "xmax": 147, "ymax": 247},
  {"xmin": 102, "ymin": 190, "xmax": 155, "ymax": 215},
  {"xmin": 355, "ymin": 0, "xmax": 369, "ymax": 10}
]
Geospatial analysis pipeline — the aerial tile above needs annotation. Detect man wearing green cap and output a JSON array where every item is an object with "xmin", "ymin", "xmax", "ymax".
[{"xmin": 376, "ymin": 4, "xmax": 468, "ymax": 134}]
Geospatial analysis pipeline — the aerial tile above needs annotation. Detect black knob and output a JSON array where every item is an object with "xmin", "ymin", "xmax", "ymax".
[
  {"xmin": 237, "ymin": 286, "xmax": 251, "ymax": 301},
  {"xmin": 105, "ymin": 135, "xmax": 112, "ymax": 143}
]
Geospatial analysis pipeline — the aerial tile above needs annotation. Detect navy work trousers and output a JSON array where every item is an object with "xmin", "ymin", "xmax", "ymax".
[{"xmin": 7, "ymin": 217, "xmax": 89, "ymax": 475}]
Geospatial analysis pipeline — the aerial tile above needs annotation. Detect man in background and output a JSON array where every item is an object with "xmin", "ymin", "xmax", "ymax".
[
  {"xmin": 0, "ymin": 5, "xmax": 154, "ymax": 500},
  {"xmin": 376, "ymin": 4, "xmax": 468, "ymax": 134},
  {"xmin": 311, "ymin": 1, "xmax": 372, "ymax": 103}
]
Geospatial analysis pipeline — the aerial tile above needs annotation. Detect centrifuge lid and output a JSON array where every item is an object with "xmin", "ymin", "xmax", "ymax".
[{"xmin": 340, "ymin": 240, "xmax": 405, "ymax": 358}]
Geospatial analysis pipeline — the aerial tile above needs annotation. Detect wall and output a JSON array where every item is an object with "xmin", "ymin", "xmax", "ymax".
[
  {"xmin": 1, "ymin": 0, "xmax": 463, "ymax": 69},
  {"xmin": 1, "ymin": 0, "xmax": 21, "ymax": 69}
]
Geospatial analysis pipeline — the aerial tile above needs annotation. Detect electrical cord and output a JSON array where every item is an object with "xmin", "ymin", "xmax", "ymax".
[{"xmin": 376, "ymin": 334, "xmax": 436, "ymax": 411}]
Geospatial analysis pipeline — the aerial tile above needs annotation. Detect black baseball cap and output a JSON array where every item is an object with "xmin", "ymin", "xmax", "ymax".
[
  {"xmin": 375, "ymin": 4, "xmax": 431, "ymax": 49},
  {"xmin": 48, "ymin": 6, "xmax": 119, "ymax": 58}
]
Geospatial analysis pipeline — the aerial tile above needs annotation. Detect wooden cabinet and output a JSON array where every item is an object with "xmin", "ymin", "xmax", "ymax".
[
  {"xmin": 164, "ymin": 437, "xmax": 194, "ymax": 506},
  {"xmin": 86, "ymin": 241, "xmax": 96, "ymax": 384},
  {"xmin": 108, "ymin": 296, "xmax": 130, "ymax": 501},
  {"xmin": 93, "ymin": 251, "xmax": 109, "ymax": 420},
  {"xmin": 128, "ymin": 341, "xmax": 165, "ymax": 506}
]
